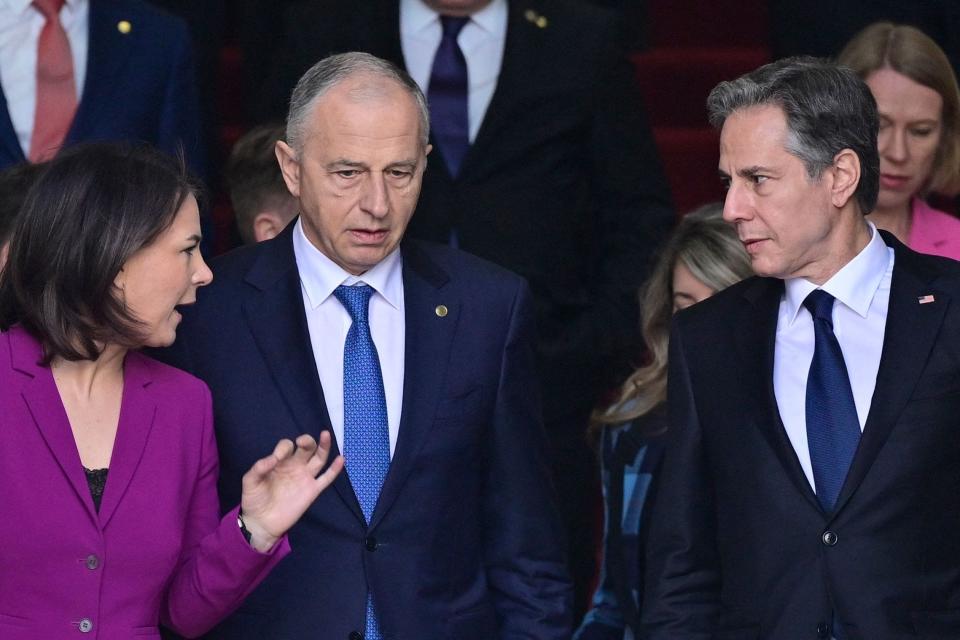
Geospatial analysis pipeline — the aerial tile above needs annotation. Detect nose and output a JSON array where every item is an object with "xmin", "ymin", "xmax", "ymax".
[
  {"xmin": 359, "ymin": 173, "xmax": 390, "ymax": 218},
  {"xmin": 192, "ymin": 253, "xmax": 213, "ymax": 287},
  {"xmin": 722, "ymin": 181, "xmax": 751, "ymax": 224},
  {"xmin": 880, "ymin": 126, "xmax": 908, "ymax": 163}
]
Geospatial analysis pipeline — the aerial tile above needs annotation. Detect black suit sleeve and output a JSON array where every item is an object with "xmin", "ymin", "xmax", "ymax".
[
  {"xmin": 539, "ymin": 11, "xmax": 674, "ymax": 394},
  {"xmin": 640, "ymin": 321, "xmax": 720, "ymax": 638}
]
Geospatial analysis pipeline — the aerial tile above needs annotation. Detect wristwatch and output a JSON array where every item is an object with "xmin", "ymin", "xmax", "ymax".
[{"xmin": 237, "ymin": 511, "xmax": 253, "ymax": 544}]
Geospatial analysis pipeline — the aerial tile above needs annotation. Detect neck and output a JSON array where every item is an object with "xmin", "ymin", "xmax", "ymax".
[
  {"xmin": 51, "ymin": 344, "xmax": 126, "ymax": 399},
  {"xmin": 804, "ymin": 215, "xmax": 873, "ymax": 286},
  {"xmin": 866, "ymin": 200, "xmax": 913, "ymax": 245}
]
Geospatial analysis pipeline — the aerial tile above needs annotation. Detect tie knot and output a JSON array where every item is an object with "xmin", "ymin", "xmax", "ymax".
[
  {"xmin": 33, "ymin": 0, "xmax": 65, "ymax": 20},
  {"xmin": 803, "ymin": 289, "xmax": 836, "ymax": 322},
  {"xmin": 334, "ymin": 284, "xmax": 374, "ymax": 324},
  {"xmin": 439, "ymin": 15, "xmax": 470, "ymax": 39}
]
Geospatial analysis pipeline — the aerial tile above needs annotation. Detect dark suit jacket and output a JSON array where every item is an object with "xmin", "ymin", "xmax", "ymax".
[
  {"xmin": 157, "ymin": 224, "xmax": 572, "ymax": 639},
  {"xmin": 0, "ymin": 0, "xmax": 204, "ymax": 175},
  {"xmin": 259, "ymin": 0, "xmax": 674, "ymax": 423},
  {"xmin": 642, "ymin": 233, "xmax": 960, "ymax": 639}
]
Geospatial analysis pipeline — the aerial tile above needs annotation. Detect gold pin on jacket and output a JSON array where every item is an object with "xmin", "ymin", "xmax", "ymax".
[
  {"xmin": 524, "ymin": 9, "xmax": 548, "ymax": 29},
  {"xmin": 435, "ymin": 305, "xmax": 448, "ymax": 317},
  {"xmin": 117, "ymin": 20, "xmax": 132, "ymax": 34}
]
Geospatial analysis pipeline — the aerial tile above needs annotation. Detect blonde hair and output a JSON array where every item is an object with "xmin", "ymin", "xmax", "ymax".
[
  {"xmin": 838, "ymin": 22, "xmax": 960, "ymax": 196},
  {"xmin": 591, "ymin": 203, "xmax": 752, "ymax": 432}
]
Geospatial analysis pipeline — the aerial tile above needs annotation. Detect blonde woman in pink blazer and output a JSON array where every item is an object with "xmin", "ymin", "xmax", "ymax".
[
  {"xmin": 0, "ymin": 143, "xmax": 343, "ymax": 639},
  {"xmin": 840, "ymin": 22, "xmax": 960, "ymax": 260}
]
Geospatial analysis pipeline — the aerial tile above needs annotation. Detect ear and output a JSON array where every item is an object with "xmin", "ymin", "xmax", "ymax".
[
  {"xmin": 252, "ymin": 211, "xmax": 285, "ymax": 243},
  {"xmin": 275, "ymin": 140, "xmax": 302, "ymax": 198},
  {"xmin": 829, "ymin": 148, "xmax": 861, "ymax": 210}
]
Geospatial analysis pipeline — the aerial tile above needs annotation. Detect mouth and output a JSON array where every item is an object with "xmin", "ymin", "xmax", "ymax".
[
  {"xmin": 880, "ymin": 173, "xmax": 910, "ymax": 190},
  {"xmin": 741, "ymin": 238, "xmax": 767, "ymax": 255},
  {"xmin": 349, "ymin": 229, "xmax": 389, "ymax": 244}
]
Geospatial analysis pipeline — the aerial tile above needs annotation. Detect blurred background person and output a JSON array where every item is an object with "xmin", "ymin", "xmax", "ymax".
[
  {"xmin": 0, "ymin": 142, "xmax": 342, "ymax": 638},
  {"xmin": 0, "ymin": 0, "xmax": 204, "ymax": 173},
  {"xmin": 223, "ymin": 123, "xmax": 297, "ymax": 245},
  {"xmin": 574, "ymin": 204, "xmax": 752, "ymax": 640},
  {"xmin": 0, "ymin": 160, "xmax": 45, "ymax": 269},
  {"xmin": 838, "ymin": 22, "xmax": 960, "ymax": 260}
]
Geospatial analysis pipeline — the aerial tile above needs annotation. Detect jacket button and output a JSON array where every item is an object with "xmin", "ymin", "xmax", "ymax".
[
  {"xmin": 365, "ymin": 536, "xmax": 378, "ymax": 552},
  {"xmin": 85, "ymin": 554, "xmax": 99, "ymax": 570},
  {"xmin": 822, "ymin": 531, "xmax": 838, "ymax": 546},
  {"xmin": 816, "ymin": 622, "xmax": 829, "ymax": 638},
  {"xmin": 78, "ymin": 618, "xmax": 93, "ymax": 633},
  {"xmin": 348, "ymin": 632, "xmax": 363, "ymax": 640}
]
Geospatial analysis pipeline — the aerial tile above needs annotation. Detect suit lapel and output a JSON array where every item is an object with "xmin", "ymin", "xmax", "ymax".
[
  {"xmin": 463, "ymin": 0, "xmax": 547, "ymax": 177},
  {"xmin": 67, "ymin": 1, "xmax": 133, "ymax": 142},
  {"xmin": 0, "ymin": 86, "xmax": 25, "ymax": 164},
  {"xmin": 370, "ymin": 242, "xmax": 458, "ymax": 530},
  {"xmin": 14, "ymin": 334, "xmax": 99, "ymax": 526},
  {"xmin": 832, "ymin": 237, "xmax": 950, "ymax": 515},
  {"xmin": 738, "ymin": 278, "xmax": 822, "ymax": 511},
  {"xmin": 97, "ymin": 352, "xmax": 156, "ymax": 528},
  {"xmin": 242, "ymin": 227, "xmax": 364, "ymax": 523}
]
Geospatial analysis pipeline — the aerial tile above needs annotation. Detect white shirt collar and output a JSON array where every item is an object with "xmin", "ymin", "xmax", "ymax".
[
  {"xmin": 401, "ymin": 0, "xmax": 507, "ymax": 38},
  {"xmin": 3, "ymin": 0, "xmax": 83, "ymax": 15},
  {"xmin": 292, "ymin": 218, "xmax": 404, "ymax": 311},
  {"xmin": 783, "ymin": 222, "xmax": 891, "ymax": 324}
]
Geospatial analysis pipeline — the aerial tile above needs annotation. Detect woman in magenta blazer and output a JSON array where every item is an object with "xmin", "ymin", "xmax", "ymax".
[
  {"xmin": 0, "ymin": 143, "xmax": 343, "ymax": 639},
  {"xmin": 839, "ymin": 22, "xmax": 960, "ymax": 260}
]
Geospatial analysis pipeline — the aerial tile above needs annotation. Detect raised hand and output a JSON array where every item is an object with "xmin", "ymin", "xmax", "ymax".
[{"xmin": 239, "ymin": 432, "xmax": 344, "ymax": 551}]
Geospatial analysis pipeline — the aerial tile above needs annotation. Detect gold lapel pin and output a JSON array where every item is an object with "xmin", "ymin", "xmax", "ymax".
[
  {"xmin": 435, "ymin": 305, "xmax": 448, "ymax": 317},
  {"xmin": 524, "ymin": 9, "xmax": 548, "ymax": 29},
  {"xmin": 117, "ymin": 20, "xmax": 132, "ymax": 34}
]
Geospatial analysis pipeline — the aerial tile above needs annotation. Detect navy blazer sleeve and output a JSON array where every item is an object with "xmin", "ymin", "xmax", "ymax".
[
  {"xmin": 640, "ymin": 322, "xmax": 721, "ymax": 638},
  {"xmin": 484, "ymin": 281, "xmax": 574, "ymax": 637}
]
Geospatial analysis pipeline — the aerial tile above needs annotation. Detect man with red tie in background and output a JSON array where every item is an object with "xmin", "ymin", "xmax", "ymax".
[{"xmin": 0, "ymin": 0, "xmax": 203, "ymax": 172}]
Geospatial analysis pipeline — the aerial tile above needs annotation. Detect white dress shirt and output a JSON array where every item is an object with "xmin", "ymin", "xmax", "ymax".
[
  {"xmin": 400, "ymin": 0, "xmax": 507, "ymax": 143},
  {"xmin": 293, "ymin": 219, "xmax": 406, "ymax": 458},
  {"xmin": 0, "ymin": 0, "xmax": 88, "ymax": 156},
  {"xmin": 774, "ymin": 223, "xmax": 894, "ymax": 491}
]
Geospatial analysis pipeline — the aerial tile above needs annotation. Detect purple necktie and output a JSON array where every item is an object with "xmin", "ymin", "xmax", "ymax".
[{"xmin": 427, "ymin": 16, "xmax": 470, "ymax": 178}]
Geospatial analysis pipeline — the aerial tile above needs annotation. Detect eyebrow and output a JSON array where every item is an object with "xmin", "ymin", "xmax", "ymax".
[
  {"xmin": 185, "ymin": 234, "xmax": 202, "ymax": 244},
  {"xmin": 326, "ymin": 159, "xmax": 367, "ymax": 170}
]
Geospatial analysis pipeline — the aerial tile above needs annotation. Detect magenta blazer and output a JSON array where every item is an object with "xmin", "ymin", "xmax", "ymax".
[
  {"xmin": 0, "ymin": 326, "xmax": 290, "ymax": 639},
  {"xmin": 909, "ymin": 197, "xmax": 960, "ymax": 261}
]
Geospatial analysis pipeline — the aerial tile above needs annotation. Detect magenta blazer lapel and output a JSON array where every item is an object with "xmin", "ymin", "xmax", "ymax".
[{"xmin": 9, "ymin": 326, "xmax": 158, "ymax": 528}]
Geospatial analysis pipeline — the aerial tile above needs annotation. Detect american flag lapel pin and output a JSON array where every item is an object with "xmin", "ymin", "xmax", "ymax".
[{"xmin": 918, "ymin": 294, "xmax": 936, "ymax": 304}]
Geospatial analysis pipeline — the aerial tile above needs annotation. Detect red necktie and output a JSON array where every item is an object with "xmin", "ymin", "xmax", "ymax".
[{"xmin": 29, "ymin": 0, "xmax": 77, "ymax": 162}]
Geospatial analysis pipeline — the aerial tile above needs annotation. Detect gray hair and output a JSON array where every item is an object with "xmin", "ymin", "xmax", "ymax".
[
  {"xmin": 285, "ymin": 51, "xmax": 430, "ymax": 151},
  {"xmin": 707, "ymin": 56, "xmax": 880, "ymax": 214}
]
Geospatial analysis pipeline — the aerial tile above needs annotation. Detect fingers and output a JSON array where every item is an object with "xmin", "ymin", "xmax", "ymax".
[{"xmin": 315, "ymin": 454, "xmax": 345, "ymax": 492}]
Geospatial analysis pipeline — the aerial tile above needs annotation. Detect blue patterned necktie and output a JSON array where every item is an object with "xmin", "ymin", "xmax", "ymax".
[
  {"xmin": 334, "ymin": 284, "xmax": 389, "ymax": 640},
  {"xmin": 804, "ymin": 289, "xmax": 861, "ymax": 513},
  {"xmin": 427, "ymin": 15, "xmax": 470, "ymax": 178}
]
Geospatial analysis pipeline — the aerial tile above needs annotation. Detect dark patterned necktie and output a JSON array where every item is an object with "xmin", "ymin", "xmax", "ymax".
[
  {"xmin": 803, "ymin": 289, "xmax": 861, "ymax": 512},
  {"xmin": 427, "ymin": 15, "xmax": 470, "ymax": 177}
]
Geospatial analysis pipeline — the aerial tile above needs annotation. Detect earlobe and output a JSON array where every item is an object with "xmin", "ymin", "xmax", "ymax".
[
  {"xmin": 275, "ymin": 141, "xmax": 302, "ymax": 198},
  {"xmin": 830, "ymin": 149, "xmax": 862, "ymax": 209}
]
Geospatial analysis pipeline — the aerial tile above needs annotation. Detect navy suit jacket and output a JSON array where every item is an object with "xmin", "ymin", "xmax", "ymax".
[
  {"xmin": 157, "ymin": 224, "xmax": 572, "ymax": 639},
  {"xmin": 0, "ymin": 0, "xmax": 204, "ymax": 174},
  {"xmin": 642, "ymin": 232, "xmax": 960, "ymax": 639}
]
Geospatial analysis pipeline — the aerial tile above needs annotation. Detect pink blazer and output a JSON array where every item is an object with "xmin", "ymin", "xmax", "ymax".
[
  {"xmin": 909, "ymin": 198, "xmax": 960, "ymax": 261},
  {"xmin": 0, "ymin": 326, "xmax": 290, "ymax": 639}
]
